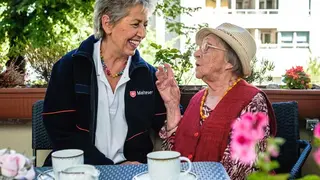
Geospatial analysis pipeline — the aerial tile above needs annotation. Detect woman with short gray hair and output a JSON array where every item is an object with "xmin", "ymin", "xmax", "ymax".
[
  {"xmin": 43, "ymin": 0, "xmax": 173, "ymax": 166},
  {"xmin": 93, "ymin": 0, "xmax": 156, "ymax": 39}
]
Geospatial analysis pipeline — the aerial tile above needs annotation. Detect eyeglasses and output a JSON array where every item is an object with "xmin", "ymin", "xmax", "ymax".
[{"xmin": 199, "ymin": 42, "xmax": 227, "ymax": 54}]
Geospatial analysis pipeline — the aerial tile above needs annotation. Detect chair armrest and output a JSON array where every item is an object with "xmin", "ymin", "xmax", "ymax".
[{"xmin": 289, "ymin": 140, "xmax": 312, "ymax": 179}]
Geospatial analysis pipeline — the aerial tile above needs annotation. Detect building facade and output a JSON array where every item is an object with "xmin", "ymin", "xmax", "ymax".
[{"xmin": 155, "ymin": 0, "xmax": 320, "ymax": 83}]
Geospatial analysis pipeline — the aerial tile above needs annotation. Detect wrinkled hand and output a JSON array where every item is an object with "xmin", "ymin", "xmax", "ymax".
[
  {"xmin": 120, "ymin": 161, "xmax": 141, "ymax": 165},
  {"xmin": 156, "ymin": 64, "xmax": 180, "ymax": 107}
]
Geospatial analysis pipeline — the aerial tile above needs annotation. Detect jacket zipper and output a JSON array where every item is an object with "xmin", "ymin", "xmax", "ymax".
[{"xmin": 72, "ymin": 53, "xmax": 97, "ymax": 144}]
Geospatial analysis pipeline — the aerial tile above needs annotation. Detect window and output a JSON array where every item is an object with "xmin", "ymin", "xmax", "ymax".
[
  {"xmin": 309, "ymin": 0, "xmax": 311, "ymax": 11},
  {"xmin": 259, "ymin": 1, "xmax": 265, "ymax": 9},
  {"xmin": 236, "ymin": 0, "xmax": 254, "ymax": 9},
  {"xmin": 261, "ymin": 33, "xmax": 271, "ymax": 44},
  {"xmin": 206, "ymin": 0, "xmax": 230, "ymax": 8},
  {"xmin": 206, "ymin": 0, "xmax": 217, "ymax": 8},
  {"xmin": 260, "ymin": 29, "xmax": 276, "ymax": 44},
  {"xmin": 266, "ymin": 0, "xmax": 273, "ymax": 9},
  {"xmin": 236, "ymin": 2, "xmax": 243, "ymax": 9},
  {"xmin": 221, "ymin": 0, "xmax": 230, "ymax": 9},
  {"xmin": 259, "ymin": 0, "xmax": 278, "ymax": 9},
  {"xmin": 296, "ymin": 32, "xmax": 309, "ymax": 43},
  {"xmin": 281, "ymin": 32, "xmax": 294, "ymax": 43}
]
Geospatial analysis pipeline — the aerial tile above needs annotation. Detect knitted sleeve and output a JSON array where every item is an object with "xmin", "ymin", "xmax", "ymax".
[{"xmin": 221, "ymin": 92, "xmax": 270, "ymax": 180}]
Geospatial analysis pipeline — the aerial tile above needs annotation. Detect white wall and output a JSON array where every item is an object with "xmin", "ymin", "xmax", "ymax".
[
  {"xmin": 257, "ymin": 48, "xmax": 310, "ymax": 77},
  {"xmin": 0, "ymin": 123, "xmax": 50, "ymax": 167},
  {"xmin": 278, "ymin": 0, "xmax": 310, "ymax": 16},
  {"xmin": 310, "ymin": 0, "xmax": 320, "ymax": 57},
  {"xmin": 175, "ymin": 0, "xmax": 320, "ymax": 82}
]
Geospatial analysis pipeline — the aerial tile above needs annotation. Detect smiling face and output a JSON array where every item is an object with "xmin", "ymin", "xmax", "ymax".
[
  {"xmin": 193, "ymin": 34, "xmax": 233, "ymax": 82},
  {"xmin": 102, "ymin": 4, "xmax": 148, "ymax": 57}
]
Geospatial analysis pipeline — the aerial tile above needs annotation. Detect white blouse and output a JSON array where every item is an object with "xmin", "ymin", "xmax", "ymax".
[{"xmin": 93, "ymin": 39, "xmax": 131, "ymax": 164}]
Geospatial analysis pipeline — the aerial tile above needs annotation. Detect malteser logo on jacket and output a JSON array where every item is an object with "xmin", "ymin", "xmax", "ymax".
[
  {"xmin": 130, "ymin": 90, "xmax": 153, "ymax": 98},
  {"xmin": 130, "ymin": 91, "xmax": 136, "ymax": 98}
]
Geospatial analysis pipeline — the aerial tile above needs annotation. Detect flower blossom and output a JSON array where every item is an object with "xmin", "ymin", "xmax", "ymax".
[{"xmin": 230, "ymin": 113, "xmax": 269, "ymax": 165}]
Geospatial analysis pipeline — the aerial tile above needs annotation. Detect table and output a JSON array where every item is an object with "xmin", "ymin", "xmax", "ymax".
[{"xmin": 36, "ymin": 162, "xmax": 230, "ymax": 180}]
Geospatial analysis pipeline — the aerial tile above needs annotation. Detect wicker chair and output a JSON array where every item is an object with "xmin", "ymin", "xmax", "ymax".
[
  {"xmin": 272, "ymin": 101, "xmax": 312, "ymax": 179},
  {"xmin": 32, "ymin": 100, "xmax": 52, "ymax": 167}
]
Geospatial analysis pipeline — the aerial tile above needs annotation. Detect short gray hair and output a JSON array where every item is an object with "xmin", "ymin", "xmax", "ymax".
[
  {"xmin": 93, "ymin": 0, "xmax": 157, "ymax": 39},
  {"xmin": 224, "ymin": 43, "xmax": 244, "ymax": 77},
  {"xmin": 210, "ymin": 34, "xmax": 244, "ymax": 77}
]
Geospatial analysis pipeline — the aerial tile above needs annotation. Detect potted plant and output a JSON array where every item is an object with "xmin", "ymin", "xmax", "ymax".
[
  {"xmin": 263, "ymin": 66, "xmax": 320, "ymax": 123},
  {"xmin": 0, "ymin": 1, "xmax": 92, "ymax": 123},
  {"xmin": 282, "ymin": 66, "xmax": 311, "ymax": 89},
  {"xmin": 0, "ymin": 42, "xmax": 70, "ymax": 122}
]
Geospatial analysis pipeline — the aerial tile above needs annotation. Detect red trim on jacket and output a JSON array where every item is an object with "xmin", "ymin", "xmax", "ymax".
[
  {"xmin": 155, "ymin": 112, "xmax": 167, "ymax": 116},
  {"xmin": 42, "ymin": 110, "xmax": 76, "ymax": 115},
  {"xmin": 126, "ymin": 130, "xmax": 148, "ymax": 142},
  {"xmin": 76, "ymin": 125, "xmax": 89, "ymax": 132}
]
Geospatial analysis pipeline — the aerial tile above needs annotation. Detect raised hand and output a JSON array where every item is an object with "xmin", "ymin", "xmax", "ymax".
[{"xmin": 155, "ymin": 64, "xmax": 181, "ymax": 108}]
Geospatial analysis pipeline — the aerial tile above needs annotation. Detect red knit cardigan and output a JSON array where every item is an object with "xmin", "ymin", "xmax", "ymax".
[{"xmin": 173, "ymin": 80, "xmax": 277, "ymax": 162}]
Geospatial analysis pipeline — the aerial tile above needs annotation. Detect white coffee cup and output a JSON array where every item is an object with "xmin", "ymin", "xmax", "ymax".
[
  {"xmin": 52, "ymin": 149, "xmax": 84, "ymax": 180},
  {"xmin": 59, "ymin": 164, "xmax": 100, "ymax": 180},
  {"xmin": 147, "ymin": 151, "xmax": 192, "ymax": 180}
]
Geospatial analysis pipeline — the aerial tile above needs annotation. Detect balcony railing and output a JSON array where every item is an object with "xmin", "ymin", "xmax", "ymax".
[
  {"xmin": 212, "ymin": 9, "xmax": 279, "ymax": 15},
  {"xmin": 212, "ymin": 9, "xmax": 311, "ymax": 16},
  {"xmin": 259, "ymin": 43, "xmax": 309, "ymax": 49}
]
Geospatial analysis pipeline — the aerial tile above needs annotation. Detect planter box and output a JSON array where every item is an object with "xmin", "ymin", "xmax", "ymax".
[
  {"xmin": 1, "ymin": 87, "xmax": 319, "ymax": 123},
  {"xmin": 263, "ymin": 89, "xmax": 320, "ymax": 121},
  {"xmin": 0, "ymin": 88, "xmax": 46, "ymax": 122},
  {"xmin": 180, "ymin": 86, "xmax": 320, "ymax": 121}
]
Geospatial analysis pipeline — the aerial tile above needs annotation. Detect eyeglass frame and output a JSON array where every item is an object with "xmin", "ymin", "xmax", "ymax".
[{"xmin": 198, "ymin": 40, "xmax": 227, "ymax": 54}]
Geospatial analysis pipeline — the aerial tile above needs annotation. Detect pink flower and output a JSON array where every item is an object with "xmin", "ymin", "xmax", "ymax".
[
  {"xmin": 255, "ymin": 113, "xmax": 268, "ymax": 129},
  {"xmin": 251, "ymin": 113, "xmax": 268, "ymax": 139},
  {"xmin": 0, "ymin": 150, "xmax": 35, "ymax": 180},
  {"xmin": 314, "ymin": 123, "xmax": 320, "ymax": 139},
  {"xmin": 232, "ymin": 117, "xmax": 252, "ymax": 133},
  {"xmin": 235, "ymin": 113, "xmax": 268, "ymax": 140},
  {"xmin": 23, "ymin": 166, "xmax": 36, "ymax": 180},
  {"xmin": 230, "ymin": 132, "xmax": 257, "ymax": 165},
  {"xmin": 230, "ymin": 112, "xmax": 269, "ymax": 165},
  {"xmin": 313, "ymin": 148, "xmax": 320, "ymax": 166},
  {"xmin": 232, "ymin": 133, "xmax": 255, "ymax": 147},
  {"xmin": 231, "ymin": 142, "xmax": 256, "ymax": 165},
  {"xmin": 15, "ymin": 166, "xmax": 36, "ymax": 180},
  {"xmin": 0, "ymin": 154, "xmax": 19, "ymax": 177},
  {"xmin": 267, "ymin": 144, "xmax": 279, "ymax": 157}
]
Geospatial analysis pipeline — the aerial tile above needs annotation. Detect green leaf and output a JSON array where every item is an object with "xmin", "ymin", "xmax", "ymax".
[
  {"xmin": 273, "ymin": 137, "xmax": 285, "ymax": 145},
  {"xmin": 247, "ymin": 172, "xmax": 290, "ymax": 180},
  {"xmin": 298, "ymin": 175, "xmax": 320, "ymax": 180},
  {"xmin": 267, "ymin": 174, "xmax": 291, "ymax": 180},
  {"xmin": 314, "ymin": 138, "xmax": 320, "ymax": 147}
]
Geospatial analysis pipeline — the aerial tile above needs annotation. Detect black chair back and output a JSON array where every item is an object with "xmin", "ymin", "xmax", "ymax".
[
  {"xmin": 272, "ymin": 101, "xmax": 300, "ymax": 175},
  {"xmin": 32, "ymin": 100, "xmax": 52, "ymax": 166}
]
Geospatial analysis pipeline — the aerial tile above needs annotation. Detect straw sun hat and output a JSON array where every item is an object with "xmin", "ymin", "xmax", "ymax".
[{"xmin": 195, "ymin": 23, "xmax": 256, "ymax": 77}]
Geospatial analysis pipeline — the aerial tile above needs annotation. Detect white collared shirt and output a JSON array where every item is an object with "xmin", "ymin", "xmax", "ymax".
[{"xmin": 93, "ymin": 39, "xmax": 131, "ymax": 164}]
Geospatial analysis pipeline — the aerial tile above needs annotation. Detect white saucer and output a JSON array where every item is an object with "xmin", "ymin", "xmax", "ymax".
[
  {"xmin": 37, "ymin": 169, "xmax": 55, "ymax": 180},
  {"xmin": 132, "ymin": 171, "xmax": 198, "ymax": 180}
]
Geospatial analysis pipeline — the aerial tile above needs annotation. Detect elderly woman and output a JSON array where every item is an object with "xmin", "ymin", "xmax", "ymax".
[
  {"xmin": 42, "ymin": 0, "xmax": 175, "ymax": 166},
  {"xmin": 156, "ymin": 23, "xmax": 277, "ymax": 179}
]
